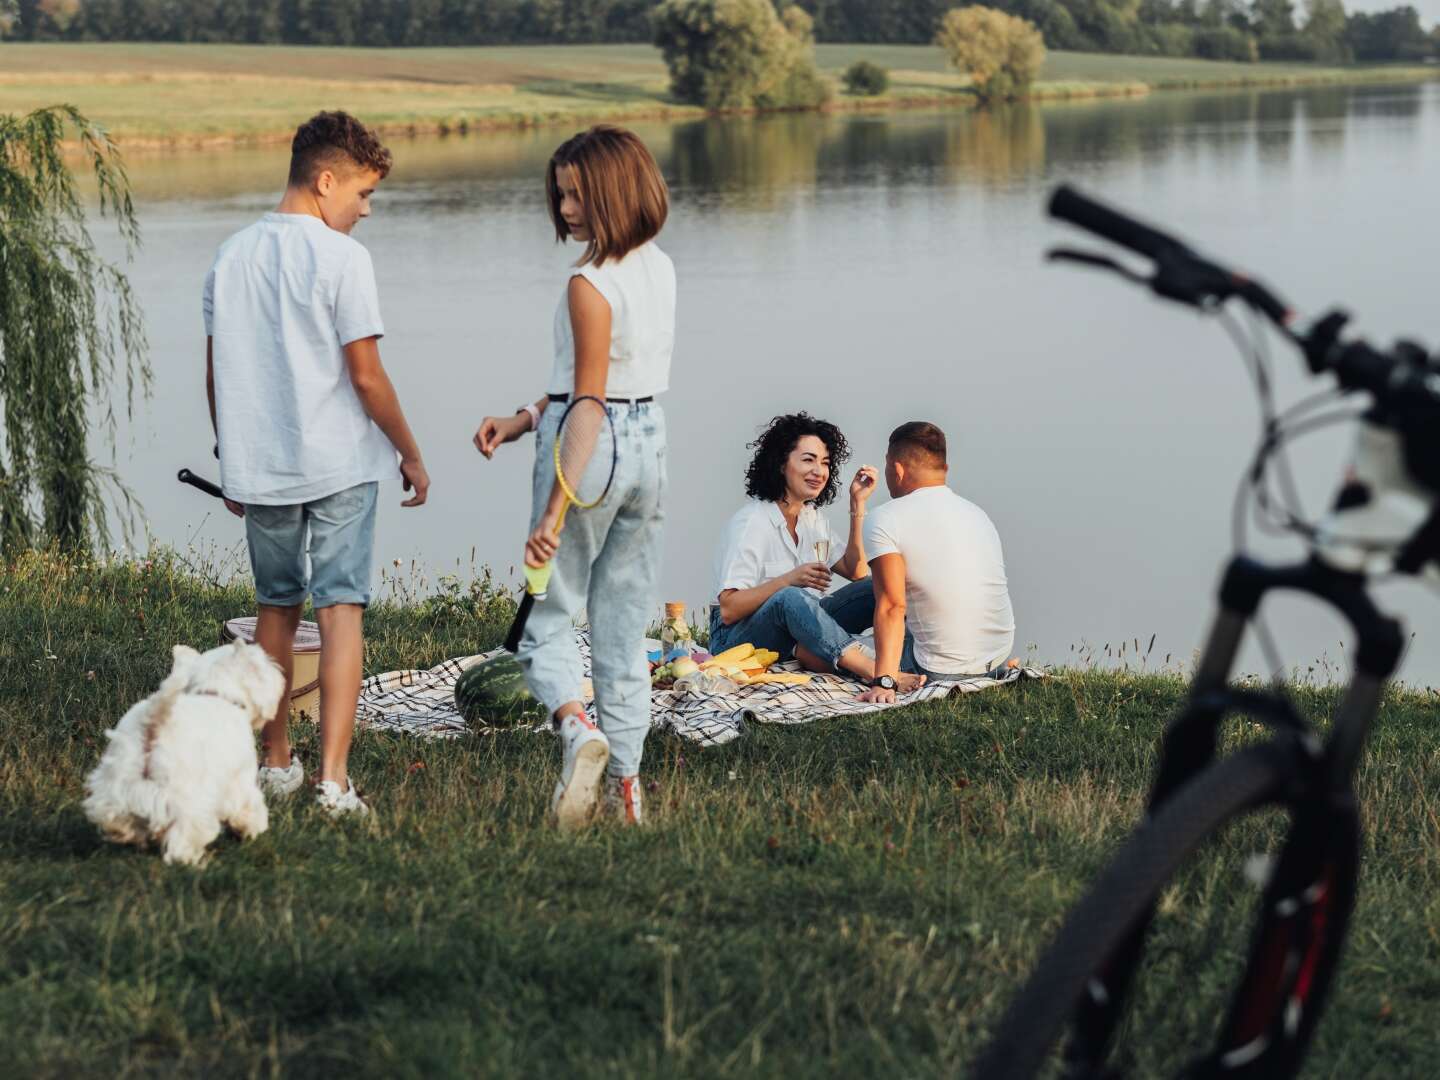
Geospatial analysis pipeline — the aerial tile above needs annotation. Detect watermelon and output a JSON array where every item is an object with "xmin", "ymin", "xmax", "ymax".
[{"xmin": 454, "ymin": 655, "xmax": 542, "ymax": 727}]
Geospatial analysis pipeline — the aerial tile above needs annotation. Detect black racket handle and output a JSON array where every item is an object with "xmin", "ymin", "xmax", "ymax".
[
  {"xmin": 178, "ymin": 468, "xmax": 224, "ymax": 499},
  {"xmin": 504, "ymin": 590, "xmax": 537, "ymax": 653}
]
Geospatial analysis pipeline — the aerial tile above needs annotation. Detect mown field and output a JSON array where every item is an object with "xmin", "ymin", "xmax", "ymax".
[
  {"xmin": 0, "ymin": 42, "xmax": 1431, "ymax": 145},
  {"xmin": 2, "ymin": 550, "xmax": 1437, "ymax": 1076}
]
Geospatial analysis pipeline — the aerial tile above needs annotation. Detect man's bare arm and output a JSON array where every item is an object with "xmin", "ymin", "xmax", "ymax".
[
  {"xmin": 869, "ymin": 553, "xmax": 908, "ymax": 679},
  {"xmin": 342, "ymin": 336, "xmax": 429, "ymax": 507}
]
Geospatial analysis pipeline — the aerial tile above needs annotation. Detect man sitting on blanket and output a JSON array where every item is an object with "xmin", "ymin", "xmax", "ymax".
[{"xmin": 856, "ymin": 422, "xmax": 1016, "ymax": 705}]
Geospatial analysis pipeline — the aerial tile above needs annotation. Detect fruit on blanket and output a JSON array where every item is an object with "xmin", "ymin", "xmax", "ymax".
[
  {"xmin": 708, "ymin": 643, "xmax": 755, "ymax": 666},
  {"xmin": 454, "ymin": 655, "xmax": 540, "ymax": 725},
  {"xmin": 670, "ymin": 656, "xmax": 700, "ymax": 678}
]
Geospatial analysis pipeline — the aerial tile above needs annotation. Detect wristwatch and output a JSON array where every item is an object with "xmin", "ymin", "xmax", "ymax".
[{"xmin": 870, "ymin": 674, "xmax": 897, "ymax": 691}]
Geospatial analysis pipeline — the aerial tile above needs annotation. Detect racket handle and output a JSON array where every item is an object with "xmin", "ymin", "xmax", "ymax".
[
  {"xmin": 504, "ymin": 590, "xmax": 536, "ymax": 653},
  {"xmin": 178, "ymin": 468, "xmax": 224, "ymax": 499}
]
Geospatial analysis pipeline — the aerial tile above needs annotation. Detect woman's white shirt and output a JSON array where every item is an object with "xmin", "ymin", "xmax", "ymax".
[
  {"xmin": 713, "ymin": 501, "xmax": 839, "ymax": 600},
  {"xmin": 550, "ymin": 241, "xmax": 676, "ymax": 398}
]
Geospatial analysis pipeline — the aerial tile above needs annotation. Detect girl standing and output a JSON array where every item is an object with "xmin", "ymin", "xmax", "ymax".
[{"xmin": 475, "ymin": 126, "xmax": 674, "ymax": 828}]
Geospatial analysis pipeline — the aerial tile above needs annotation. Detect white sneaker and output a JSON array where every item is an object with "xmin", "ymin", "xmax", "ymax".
[
  {"xmin": 315, "ymin": 779, "xmax": 371, "ymax": 817},
  {"xmin": 603, "ymin": 774, "xmax": 644, "ymax": 826},
  {"xmin": 551, "ymin": 712, "xmax": 609, "ymax": 830},
  {"xmin": 258, "ymin": 754, "xmax": 304, "ymax": 797}
]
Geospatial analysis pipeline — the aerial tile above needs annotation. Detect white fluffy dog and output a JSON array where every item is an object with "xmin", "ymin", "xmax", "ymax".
[{"xmin": 83, "ymin": 640, "xmax": 286, "ymax": 866}]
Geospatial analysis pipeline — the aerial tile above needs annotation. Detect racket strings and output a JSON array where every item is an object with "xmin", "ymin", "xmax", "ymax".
[{"xmin": 554, "ymin": 398, "xmax": 616, "ymax": 508}]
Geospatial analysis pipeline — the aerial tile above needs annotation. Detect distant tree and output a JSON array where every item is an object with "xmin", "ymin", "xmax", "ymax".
[
  {"xmin": 1301, "ymin": 0, "xmax": 1350, "ymax": 60},
  {"xmin": 1250, "ymin": 0, "xmax": 1294, "ymax": 35},
  {"xmin": 1192, "ymin": 23, "xmax": 1258, "ymax": 57},
  {"xmin": 1345, "ymin": 5, "xmax": 1430, "ymax": 60},
  {"xmin": 0, "ymin": 106, "xmax": 149, "ymax": 552},
  {"xmin": 842, "ymin": 59, "xmax": 890, "ymax": 94},
  {"xmin": 653, "ymin": 0, "xmax": 830, "ymax": 109},
  {"xmin": 936, "ymin": 6, "xmax": 1047, "ymax": 102}
]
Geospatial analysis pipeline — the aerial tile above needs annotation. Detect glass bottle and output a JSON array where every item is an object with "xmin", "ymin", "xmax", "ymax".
[{"xmin": 659, "ymin": 602, "xmax": 693, "ymax": 662}]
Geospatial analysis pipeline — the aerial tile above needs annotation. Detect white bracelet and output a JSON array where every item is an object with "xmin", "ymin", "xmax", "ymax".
[{"xmin": 518, "ymin": 404, "xmax": 541, "ymax": 432}]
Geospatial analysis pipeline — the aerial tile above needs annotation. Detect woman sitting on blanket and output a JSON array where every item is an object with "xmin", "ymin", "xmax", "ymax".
[{"xmin": 709, "ymin": 413, "xmax": 925, "ymax": 691}]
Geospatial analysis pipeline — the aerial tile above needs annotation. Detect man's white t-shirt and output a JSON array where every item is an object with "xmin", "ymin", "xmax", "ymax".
[
  {"xmin": 713, "ymin": 501, "xmax": 839, "ymax": 600},
  {"xmin": 550, "ymin": 241, "xmax": 676, "ymax": 398},
  {"xmin": 203, "ymin": 212, "xmax": 396, "ymax": 505},
  {"xmin": 863, "ymin": 485, "xmax": 1015, "ymax": 675}
]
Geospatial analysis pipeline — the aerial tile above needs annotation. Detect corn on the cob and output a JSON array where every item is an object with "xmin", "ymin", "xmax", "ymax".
[{"xmin": 708, "ymin": 643, "xmax": 755, "ymax": 666}]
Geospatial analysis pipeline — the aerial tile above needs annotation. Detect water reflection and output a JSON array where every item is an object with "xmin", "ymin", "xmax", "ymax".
[
  {"xmin": 118, "ymin": 82, "xmax": 1427, "ymax": 209},
  {"xmin": 946, "ymin": 106, "xmax": 1046, "ymax": 184}
]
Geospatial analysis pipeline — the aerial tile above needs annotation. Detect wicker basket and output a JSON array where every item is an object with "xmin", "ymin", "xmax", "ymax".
[{"xmin": 220, "ymin": 616, "xmax": 322, "ymax": 720}]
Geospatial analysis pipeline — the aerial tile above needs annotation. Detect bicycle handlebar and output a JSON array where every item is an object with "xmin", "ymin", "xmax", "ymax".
[{"xmin": 1049, "ymin": 185, "xmax": 1189, "ymax": 263}]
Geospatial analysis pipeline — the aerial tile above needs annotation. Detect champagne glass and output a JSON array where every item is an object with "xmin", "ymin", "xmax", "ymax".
[{"xmin": 813, "ymin": 538, "xmax": 831, "ymax": 564}]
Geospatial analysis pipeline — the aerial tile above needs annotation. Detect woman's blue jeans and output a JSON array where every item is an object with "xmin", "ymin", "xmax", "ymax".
[
  {"xmin": 515, "ymin": 402, "xmax": 665, "ymax": 777},
  {"xmin": 709, "ymin": 577, "xmax": 874, "ymax": 671}
]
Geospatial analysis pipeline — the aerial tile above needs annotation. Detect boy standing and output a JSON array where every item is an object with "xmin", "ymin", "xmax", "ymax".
[{"xmin": 203, "ymin": 111, "xmax": 429, "ymax": 815}]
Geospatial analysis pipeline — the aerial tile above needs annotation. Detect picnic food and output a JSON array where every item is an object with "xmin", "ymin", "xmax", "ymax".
[
  {"xmin": 454, "ymin": 655, "xmax": 539, "ymax": 725},
  {"xmin": 708, "ymin": 643, "xmax": 755, "ymax": 666}
]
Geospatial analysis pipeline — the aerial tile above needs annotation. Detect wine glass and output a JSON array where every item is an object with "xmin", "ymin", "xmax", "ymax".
[{"xmin": 813, "ymin": 538, "xmax": 831, "ymax": 564}]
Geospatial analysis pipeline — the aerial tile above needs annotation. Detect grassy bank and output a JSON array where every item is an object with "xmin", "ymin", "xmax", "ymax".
[
  {"xmin": 2, "ymin": 549, "xmax": 1438, "ymax": 1076},
  {"xmin": 0, "ymin": 42, "xmax": 1432, "ymax": 147}
]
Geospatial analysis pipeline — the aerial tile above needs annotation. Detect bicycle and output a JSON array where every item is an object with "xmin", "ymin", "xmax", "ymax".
[{"xmin": 970, "ymin": 186, "xmax": 1440, "ymax": 1079}]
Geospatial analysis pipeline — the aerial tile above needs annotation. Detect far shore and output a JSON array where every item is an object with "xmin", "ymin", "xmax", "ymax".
[{"xmin": 1, "ymin": 41, "xmax": 1434, "ymax": 152}]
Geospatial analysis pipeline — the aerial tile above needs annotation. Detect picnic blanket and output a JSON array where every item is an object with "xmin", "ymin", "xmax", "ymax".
[{"xmin": 357, "ymin": 628, "xmax": 1040, "ymax": 747}]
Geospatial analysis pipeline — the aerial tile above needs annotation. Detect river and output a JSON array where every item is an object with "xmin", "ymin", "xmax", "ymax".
[{"xmin": 100, "ymin": 81, "xmax": 1440, "ymax": 685}]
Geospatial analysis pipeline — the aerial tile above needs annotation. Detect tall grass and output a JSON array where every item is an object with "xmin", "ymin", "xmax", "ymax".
[{"xmin": 1, "ymin": 550, "xmax": 1437, "ymax": 1076}]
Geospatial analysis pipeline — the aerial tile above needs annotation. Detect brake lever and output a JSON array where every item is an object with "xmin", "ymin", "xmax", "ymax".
[{"xmin": 1047, "ymin": 247, "xmax": 1152, "ymax": 287}]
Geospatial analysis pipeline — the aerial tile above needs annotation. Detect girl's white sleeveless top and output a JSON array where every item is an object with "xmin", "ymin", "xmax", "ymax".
[{"xmin": 550, "ymin": 241, "xmax": 676, "ymax": 398}]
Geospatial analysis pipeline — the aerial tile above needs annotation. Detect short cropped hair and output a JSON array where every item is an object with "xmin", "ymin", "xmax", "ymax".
[
  {"xmin": 888, "ymin": 421, "xmax": 947, "ymax": 468},
  {"xmin": 288, "ymin": 111, "xmax": 392, "ymax": 188},
  {"xmin": 744, "ymin": 413, "xmax": 851, "ymax": 508},
  {"xmin": 547, "ymin": 125, "xmax": 668, "ymax": 266}
]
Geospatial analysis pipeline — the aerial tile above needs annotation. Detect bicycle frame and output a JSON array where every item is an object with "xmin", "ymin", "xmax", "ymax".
[{"xmin": 1062, "ymin": 550, "xmax": 1404, "ymax": 1076}]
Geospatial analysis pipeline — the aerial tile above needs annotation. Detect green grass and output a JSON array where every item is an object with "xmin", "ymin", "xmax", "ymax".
[
  {"xmin": 0, "ymin": 42, "xmax": 1431, "ymax": 147},
  {"xmin": 2, "ymin": 549, "xmax": 1438, "ymax": 1076}
]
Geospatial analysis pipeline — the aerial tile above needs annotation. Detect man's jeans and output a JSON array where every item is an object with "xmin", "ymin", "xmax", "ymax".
[
  {"xmin": 515, "ymin": 402, "xmax": 666, "ymax": 777},
  {"xmin": 709, "ymin": 577, "xmax": 874, "ymax": 670}
]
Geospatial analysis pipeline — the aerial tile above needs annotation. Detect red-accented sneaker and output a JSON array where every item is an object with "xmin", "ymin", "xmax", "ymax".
[
  {"xmin": 603, "ymin": 774, "xmax": 644, "ymax": 826},
  {"xmin": 551, "ymin": 712, "xmax": 609, "ymax": 830}
]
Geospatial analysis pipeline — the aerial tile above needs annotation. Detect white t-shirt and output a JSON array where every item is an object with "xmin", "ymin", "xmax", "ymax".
[
  {"xmin": 713, "ymin": 501, "xmax": 839, "ymax": 600},
  {"xmin": 863, "ymin": 485, "xmax": 1015, "ymax": 675},
  {"xmin": 550, "ymin": 241, "xmax": 676, "ymax": 398},
  {"xmin": 203, "ymin": 213, "xmax": 396, "ymax": 505}
]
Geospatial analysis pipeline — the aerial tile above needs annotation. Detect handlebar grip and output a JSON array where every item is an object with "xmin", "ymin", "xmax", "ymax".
[
  {"xmin": 1049, "ymin": 185, "xmax": 1187, "ymax": 262},
  {"xmin": 177, "ymin": 468, "xmax": 225, "ymax": 499}
]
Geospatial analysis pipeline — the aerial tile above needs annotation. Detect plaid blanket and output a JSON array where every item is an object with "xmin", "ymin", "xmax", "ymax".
[{"xmin": 357, "ymin": 628, "xmax": 1039, "ymax": 747}]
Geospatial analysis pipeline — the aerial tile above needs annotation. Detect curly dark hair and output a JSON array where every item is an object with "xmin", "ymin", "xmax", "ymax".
[
  {"xmin": 743, "ymin": 413, "xmax": 851, "ymax": 508},
  {"xmin": 288, "ymin": 111, "xmax": 393, "ymax": 187}
]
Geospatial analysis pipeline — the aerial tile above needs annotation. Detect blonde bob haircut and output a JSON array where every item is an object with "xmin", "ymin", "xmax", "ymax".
[{"xmin": 547, "ymin": 125, "xmax": 668, "ymax": 267}]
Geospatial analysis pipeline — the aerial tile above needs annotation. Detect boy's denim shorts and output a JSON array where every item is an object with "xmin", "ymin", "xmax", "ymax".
[{"xmin": 243, "ymin": 482, "xmax": 378, "ymax": 609}]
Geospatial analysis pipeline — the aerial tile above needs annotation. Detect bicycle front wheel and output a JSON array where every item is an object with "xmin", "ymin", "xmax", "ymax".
[{"xmin": 971, "ymin": 740, "xmax": 1354, "ymax": 1080}]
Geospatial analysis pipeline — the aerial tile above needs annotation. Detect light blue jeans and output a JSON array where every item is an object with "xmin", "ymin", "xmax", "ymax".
[
  {"xmin": 515, "ymin": 402, "xmax": 666, "ymax": 777},
  {"xmin": 709, "ymin": 577, "xmax": 874, "ymax": 670}
]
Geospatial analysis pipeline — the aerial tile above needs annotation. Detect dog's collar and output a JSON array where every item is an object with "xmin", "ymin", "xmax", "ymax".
[{"xmin": 184, "ymin": 687, "xmax": 257, "ymax": 719}]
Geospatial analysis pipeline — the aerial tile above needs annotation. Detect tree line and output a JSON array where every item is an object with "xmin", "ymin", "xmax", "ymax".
[{"xmin": 2, "ymin": 0, "xmax": 1436, "ymax": 62}]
